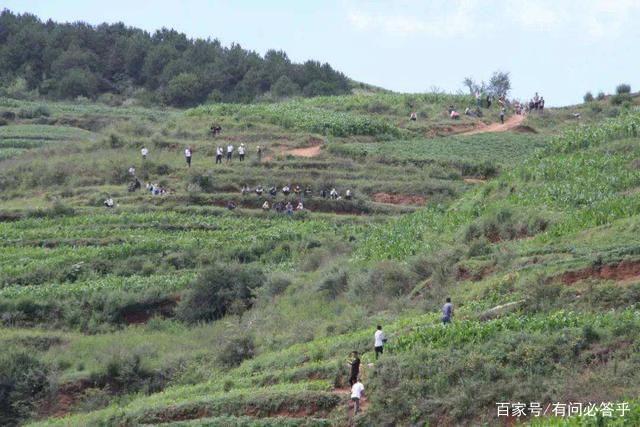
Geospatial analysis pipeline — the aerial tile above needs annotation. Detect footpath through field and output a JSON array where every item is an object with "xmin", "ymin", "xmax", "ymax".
[{"xmin": 462, "ymin": 113, "xmax": 525, "ymax": 135}]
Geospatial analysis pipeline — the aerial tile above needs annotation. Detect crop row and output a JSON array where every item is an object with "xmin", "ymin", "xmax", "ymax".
[
  {"xmin": 390, "ymin": 310, "xmax": 640, "ymax": 352},
  {"xmin": 551, "ymin": 111, "xmax": 640, "ymax": 153},
  {"xmin": 187, "ymin": 101, "xmax": 399, "ymax": 137}
]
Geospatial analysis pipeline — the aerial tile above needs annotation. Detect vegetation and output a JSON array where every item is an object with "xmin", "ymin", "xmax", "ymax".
[
  {"xmin": 1, "ymin": 38, "xmax": 640, "ymax": 424},
  {"xmin": 0, "ymin": 10, "xmax": 350, "ymax": 105}
]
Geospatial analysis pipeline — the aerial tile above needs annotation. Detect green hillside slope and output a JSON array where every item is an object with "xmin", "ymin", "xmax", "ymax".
[{"xmin": 1, "ymin": 91, "xmax": 640, "ymax": 426}]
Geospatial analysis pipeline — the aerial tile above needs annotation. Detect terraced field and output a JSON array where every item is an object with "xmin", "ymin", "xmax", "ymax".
[{"xmin": 2, "ymin": 92, "xmax": 640, "ymax": 426}]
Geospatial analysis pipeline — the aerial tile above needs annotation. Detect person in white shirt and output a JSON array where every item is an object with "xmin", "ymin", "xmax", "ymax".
[
  {"xmin": 128, "ymin": 166, "xmax": 136, "ymax": 176},
  {"xmin": 350, "ymin": 378, "xmax": 365, "ymax": 415},
  {"xmin": 238, "ymin": 143, "xmax": 246, "ymax": 161},
  {"xmin": 184, "ymin": 147, "xmax": 192, "ymax": 168},
  {"xmin": 216, "ymin": 146, "xmax": 223, "ymax": 164},
  {"xmin": 374, "ymin": 325, "xmax": 385, "ymax": 359},
  {"xmin": 296, "ymin": 202, "xmax": 304, "ymax": 211},
  {"xmin": 345, "ymin": 189, "xmax": 353, "ymax": 200},
  {"xmin": 226, "ymin": 144, "xmax": 234, "ymax": 162},
  {"xmin": 104, "ymin": 198, "xmax": 114, "ymax": 208},
  {"xmin": 141, "ymin": 147, "xmax": 148, "ymax": 160}
]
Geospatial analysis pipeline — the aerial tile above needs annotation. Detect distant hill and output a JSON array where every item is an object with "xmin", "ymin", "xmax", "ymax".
[{"xmin": 0, "ymin": 9, "xmax": 351, "ymax": 106}]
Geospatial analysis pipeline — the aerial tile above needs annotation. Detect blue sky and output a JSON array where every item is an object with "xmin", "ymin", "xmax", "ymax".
[{"xmin": 4, "ymin": 0, "xmax": 640, "ymax": 106}]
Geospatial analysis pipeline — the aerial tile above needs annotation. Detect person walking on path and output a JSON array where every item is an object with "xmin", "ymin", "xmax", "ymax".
[
  {"xmin": 216, "ymin": 146, "xmax": 223, "ymax": 164},
  {"xmin": 374, "ymin": 325, "xmax": 385, "ymax": 360},
  {"xmin": 442, "ymin": 297, "xmax": 454, "ymax": 324},
  {"xmin": 184, "ymin": 147, "xmax": 192, "ymax": 168},
  {"xmin": 348, "ymin": 351, "xmax": 361, "ymax": 386},
  {"xmin": 141, "ymin": 146, "xmax": 149, "ymax": 160},
  {"xmin": 238, "ymin": 143, "xmax": 246, "ymax": 161},
  {"xmin": 499, "ymin": 107, "xmax": 505, "ymax": 124},
  {"xmin": 226, "ymin": 143, "xmax": 234, "ymax": 163},
  {"xmin": 350, "ymin": 378, "xmax": 365, "ymax": 416}
]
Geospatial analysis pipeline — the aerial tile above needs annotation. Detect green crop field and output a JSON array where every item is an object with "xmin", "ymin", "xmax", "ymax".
[{"xmin": 2, "ymin": 86, "xmax": 640, "ymax": 427}]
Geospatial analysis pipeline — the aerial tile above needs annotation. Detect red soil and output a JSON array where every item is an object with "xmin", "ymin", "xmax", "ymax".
[
  {"xmin": 560, "ymin": 260, "xmax": 640, "ymax": 285},
  {"xmin": 462, "ymin": 114, "xmax": 526, "ymax": 135},
  {"xmin": 463, "ymin": 177, "xmax": 487, "ymax": 184},
  {"xmin": 373, "ymin": 192, "xmax": 426, "ymax": 206}
]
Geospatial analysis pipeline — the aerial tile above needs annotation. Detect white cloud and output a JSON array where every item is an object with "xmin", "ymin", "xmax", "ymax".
[
  {"xmin": 583, "ymin": 0, "xmax": 640, "ymax": 38},
  {"xmin": 506, "ymin": 0, "xmax": 561, "ymax": 30},
  {"xmin": 346, "ymin": 0, "xmax": 640, "ymax": 40},
  {"xmin": 345, "ymin": 0, "xmax": 482, "ymax": 37},
  {"xmin": 505, "ymin": 0, "xmax": 640, "ymax": 39}
]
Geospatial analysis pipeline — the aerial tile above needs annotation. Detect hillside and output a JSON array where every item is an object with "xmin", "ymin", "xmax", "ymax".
[
  {"xmin": 0, "ymin": 10, "xmax": 349, "ymax": 106},
  {"xmin": 1, "ymin": 89, "xmax": 640, "ymax": 427}
]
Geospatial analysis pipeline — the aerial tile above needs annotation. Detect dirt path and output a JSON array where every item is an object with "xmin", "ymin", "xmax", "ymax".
[
  {"xmin": 334, "ymin": 387, "xmax": 369, "ymax": 417},
  {"xmin": 286, "ymin": 145, "xmax": 321, "ymax": 157},
  {"xmin": 462, "ymin": 114, "xmax": 526, "ymax": 135}
]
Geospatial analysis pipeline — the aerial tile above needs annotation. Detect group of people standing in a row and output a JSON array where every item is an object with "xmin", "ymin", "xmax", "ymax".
[{"xmin": 138, "ymin": 144, "xmax": 263, "ymax": 169}]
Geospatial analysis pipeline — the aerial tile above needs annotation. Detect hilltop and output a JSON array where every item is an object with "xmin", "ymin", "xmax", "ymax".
[
  {"xmin": 1, "ymin": 85, "xmax": 640, "ymax": 427},
  {"xmin": 0, "ymin": 9, "xmax": 350, "ymax": 106}
]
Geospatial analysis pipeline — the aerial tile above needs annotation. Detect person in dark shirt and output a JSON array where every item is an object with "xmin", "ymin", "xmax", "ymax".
[
  {"xmin": 442, "ymin": 297, "xmax": 453, "ymax": 324},
  {"xmin": 349, "ymin": 351, "xmax": 361, "ymax": 386}
]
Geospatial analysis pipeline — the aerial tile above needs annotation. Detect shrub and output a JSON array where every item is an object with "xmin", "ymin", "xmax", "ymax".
[
  {"xmin": 191, "ymin": 172, "xmax": 216, "ymax": 193},
  {"xmin": 1, "ymin": 111, "xmax": 16, "ymax": 120},
  {"xmin": 262, "ymin": 273, "xmax": 292, "ymax": 298},
  {"xmin": 467, "ymin": 237, "xmax": 492, "ymax": 257},
  {"xmin": 463, "ymin": 208, "xmax": 548, "ymax": 243},
  {"xmin": 218, "ymin": 334, "xmax": 256, "ymax": 368},
  {"xmin": 57, "ymin": 69, "xmax": 99, "ymax": 99},
  {"xmin": 0, "ymin": 349, "xmax": 50, "ymax": 426},
  {"xmin": 17, "ymin": 105, "xmax": 50, "ymax": 119},
  {"xmin": 106, "ymin": 133, "xmax": 124, "ymax": 149},
  {"xmin": 91, "ymin": 353, "xmax": 157, "ymax": 393},
  {"xmin": 610, "ymin": 93, "xmax": 632, "ymax": 106},
  {"xmin": 616, "ymin": 83, "xmax": 631, "ymax": 94},
  {"xmin": 369, "ymin": 261, "xmax": 416, "ymax": 297},
  {"xmin": 316, "ymin": 267, "xmax": 349, "ymax": 299},
  {"xmin": 583, "ymin": 92, "xmax": 594, "ymax": 102},
  {"xmin": 596, "ymin": 91, "xmax": 606, "ymax": 100},
  {"xmin": 176, "ymin": 263, "xmax": 265, "ymax": 323},
  {"xmin": 523, "ymin": 275, "xmax": 562, "ymax": 313}
]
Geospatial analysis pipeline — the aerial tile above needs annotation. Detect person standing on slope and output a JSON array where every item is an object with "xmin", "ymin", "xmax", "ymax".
[
  {"xmin": 442, "ymin": 297, "xmax": 454, "ymax": 324},
  {"xmin": 226, "ymin": 143, "xmax": 234, "ymax": 163},
  {"xmin": 238, "ymin": 143, "xmax": 246, "ymax": 161},
  {"xmin": 351, "ymin": 378, "xmax": 365, "ymax": 416},
  {"xmin": 184, "ymin": 146, "xmax": 193, "ymax": 168},
  {"xmin": 374, "ymin": 325, "xmax": 385, "ymax": 359},
  {"xmin": 499, "ymin": 107, "xmax": 505, "ymax": 125},
  {"xmin": 348, "ymin": 351, "xmax": 361, "ymax": 386},
  {"xmin": 216, "ymin": 146, "xmax": 223, "ymax": 164},
  {"xmin": 141, "ymin": 146, "xmax": 149, "ymax": 160},
  {"xmin": 257, "ymin": 145, "xmax": 262, "ymax": 163}
]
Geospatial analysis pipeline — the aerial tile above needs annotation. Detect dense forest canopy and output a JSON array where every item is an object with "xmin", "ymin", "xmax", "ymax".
[{"xmin": 0, "ymin": 9, "xmax": 351, "ymax": 106}]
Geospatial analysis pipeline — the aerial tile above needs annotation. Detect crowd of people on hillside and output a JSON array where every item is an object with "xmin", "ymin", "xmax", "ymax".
[
  {"xmin": 345, "ymin": 298, "xmax": 454, "ymax": 416},
  {"xmin": 107, "ymin": 142, "xmax": 355, "ymax": 213},
  {"xmin": 445, "ymin": 91, "xmax": 546, "ymax": 123}
]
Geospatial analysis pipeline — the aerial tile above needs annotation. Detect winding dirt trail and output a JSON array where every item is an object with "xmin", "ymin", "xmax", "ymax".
[{"xmin": 462, "ymin": 114, "xmax": 526, "ymax": 135}]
